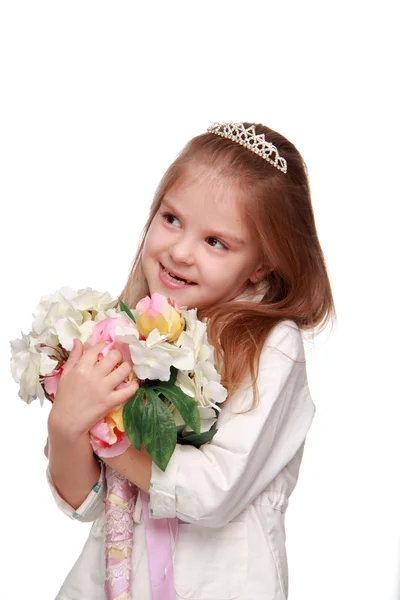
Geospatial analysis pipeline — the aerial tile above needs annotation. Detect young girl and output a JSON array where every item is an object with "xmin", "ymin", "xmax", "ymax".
[{"xmin": 46, "ymin": 122, "xmax": 335, "ymax": 600}]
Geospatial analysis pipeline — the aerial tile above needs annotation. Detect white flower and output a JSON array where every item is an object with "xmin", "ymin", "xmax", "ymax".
[
  {"xmin": 173, "ymin": 405, "xmax": 218, "ymax": 433},
  {"xmin": 178, "ymin": 308, "xmax": 213, "ymax": 360},
  {"xmin": 175, "ymin": 309, "xmax": 228, "ymax": 410},
  {"xmin": 198, "ymin": 406, "xmax": 218, "ymax": 431},
  {"xmin": 31, "ymin": 287, "xmax": 113, "ymax": 351},
  {"xmin": 114, "ymin": 319, "xmax": 140, "ymax": 341},
  {"xmin": 72, "ymin": 288, "xmax": 115, "ymax": 312},
  {"xmin": 32, "ymin": 287, "xmax": 117, "ymax": 349},
  {"xmin": 116, "ymin": 327, "xmax": 195, "ymax": 381},
  {"xmin": 176, "ymin": 363, "xmax": 228, "ymax": 411},
  {"xmin": 95, "ymin": 307, "xmax": 125, "ymax": 322},
  {"xmin": 10, "ymin": 333, "xmax": 57, "ymax": 404},
  {"xmin": 34, "ymin": 329, "xmax": 60, "ymax": 349},
  {"xmin": 54, "ymin": 316, "xmax": 97, "ymax": 351},
  {"xmin": 32, "ymin": 287, "xmax": 80, "ymax": 339},
  {"xmin": 10, "ymin": 287, "xmax": 119, "ymax": 404}
]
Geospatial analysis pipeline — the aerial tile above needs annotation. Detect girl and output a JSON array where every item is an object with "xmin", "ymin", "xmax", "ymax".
[{"xmin": 46, "ymin": 122, "xmax": 335, "ymax": 600}]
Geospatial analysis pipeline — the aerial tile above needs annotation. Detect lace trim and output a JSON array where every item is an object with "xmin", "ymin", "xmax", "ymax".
[
  {"xmin": 105, "ymin": 509, "xmax": 134, "ymax": 538},
  {"xmin": 114, "ymin": 593, "xmax": 131, "ymax": 600},
  {"xmin": 107, "ymin": 470, "xmax": 135, "ymax": 494},
  {"xmin": 105, "ymin": 557, "xmax": 131, "ymax": 582},
  {"xmin": 107, "ymin": 497, "xmax": 135, "ymax": 514},
  {"xmin": 104, "ymin": 467, "xmax": 136, "ymax": 600},
  {"xmin": 106, "ymin": 540, "xmax": 133, "ymax": 552}
]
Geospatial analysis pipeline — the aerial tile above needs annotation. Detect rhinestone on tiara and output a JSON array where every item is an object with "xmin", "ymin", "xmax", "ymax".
[{"xmin": 207, "ymin": 122, "xmax": 287, "ymax": 174}]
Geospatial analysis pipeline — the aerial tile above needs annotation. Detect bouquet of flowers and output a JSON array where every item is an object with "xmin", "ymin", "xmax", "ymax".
[{"xmin": 10, "ymin": 287, "xmax": 227, "ymax": 470}]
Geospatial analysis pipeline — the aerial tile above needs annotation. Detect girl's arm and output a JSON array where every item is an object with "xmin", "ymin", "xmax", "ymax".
[
  {"xmin": 102, "ymin": 445, "xmax": 152, "ymax": 493},
  {"xmin": 46, "ymin": 338, "xmax": 139, "ymax": 511},
  {"xmin": 107, "ymin": 321, "xmax": 315, "ymax": 528},
  {"xmin": 47, "ymin": 419, "xmax": 100, "ymax": 510}
]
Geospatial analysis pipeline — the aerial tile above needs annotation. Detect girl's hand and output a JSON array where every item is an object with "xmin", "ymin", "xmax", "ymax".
[{"xmin": 48, "ymin": 339, "xmax": 139, "ymax": 440}]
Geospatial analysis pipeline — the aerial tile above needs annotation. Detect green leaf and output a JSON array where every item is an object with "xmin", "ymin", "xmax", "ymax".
[
  {"xmin": 123, "ymin": 387, "xmax": 145, "ymax": 450},
  {"xmin": 142, "ymin": 388, "xmax": 177, "ymax": 471},
  {"xmin": 155, "ymin": 383, "xmax": 201, "ymax": 435},
  {"xmin": 167, "ymin": 366, "xmax": 178, "ymax": 386},
  {"xmin": 177, "ymin": 427, "xmax": 218, "ymax": 447},
  {"xmin": 119, "ymin": 299, "xmax": 136, "ymax": 323}
]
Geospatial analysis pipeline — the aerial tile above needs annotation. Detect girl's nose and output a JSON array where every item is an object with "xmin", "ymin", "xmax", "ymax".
[{"xmin": 168, "ymin": 238, "xmax": 195, "ymax": 265}]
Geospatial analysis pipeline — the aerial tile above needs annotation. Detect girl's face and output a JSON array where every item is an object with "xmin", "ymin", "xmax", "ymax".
[{"xmin": 142, "ymin": 164, "xmax": 266, "ymax": 310}]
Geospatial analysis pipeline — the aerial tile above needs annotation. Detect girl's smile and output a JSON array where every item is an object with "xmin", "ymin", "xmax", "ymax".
[
  {"xmin": 158, "ymin": 263, "xmax": 197, "ymax": 289},
  {"xmin": 141, "ymin": 163, "xmax": 266, "ymax": 310}
]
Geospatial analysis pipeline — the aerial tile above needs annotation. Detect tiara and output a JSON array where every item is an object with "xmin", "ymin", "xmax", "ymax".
[{"xmin": 207, "ymin": 122, "xmax": 287, "ymax": 174}]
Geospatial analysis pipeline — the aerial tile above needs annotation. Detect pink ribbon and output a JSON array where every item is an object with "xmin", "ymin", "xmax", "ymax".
[
  {"xmin": 141, "ymin": 490, "xmax": 178, "ymax": 600},
  {"xmin": 104, "ymin": 467, "xmax": 178, "ymax": 600},
  {"xmin": 104, "ymin": 466, "xmax": 136, "ymax": 600}
]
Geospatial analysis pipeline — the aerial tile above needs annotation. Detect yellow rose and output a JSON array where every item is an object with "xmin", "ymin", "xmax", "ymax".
[
  {"xmin": 108, "ymin": 405, "xmax": 125, "ymax": 432},
  {"xmin": 136, "ymin": 293, "xmax": 185, "ymax": 342}
]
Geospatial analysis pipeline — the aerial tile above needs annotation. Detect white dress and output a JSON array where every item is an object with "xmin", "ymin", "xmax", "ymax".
[{"xmin": 47, "ymin": 319, "xmax": 316, "ymax": 600}]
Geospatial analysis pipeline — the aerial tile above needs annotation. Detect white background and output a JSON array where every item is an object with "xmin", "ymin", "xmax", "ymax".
[{"xmin": 1, "ymin": 1, "xmax": 399, "ymax": 599}]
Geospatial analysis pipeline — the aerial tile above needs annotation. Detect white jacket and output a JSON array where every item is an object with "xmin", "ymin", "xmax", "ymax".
[{"xmin": 47, "ymin": 319, "xmax": 315, "ymax": 600}]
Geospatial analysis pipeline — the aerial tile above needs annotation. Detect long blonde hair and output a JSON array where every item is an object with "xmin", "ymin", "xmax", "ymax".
[{"xmin": 121, "ymin": 123, "xmax": 336, "ymax": 397}]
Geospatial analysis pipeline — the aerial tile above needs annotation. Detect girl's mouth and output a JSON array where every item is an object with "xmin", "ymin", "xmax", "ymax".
[{"xmin": 159, "ymin": 264, "xmax": 196, "ymax": 288}]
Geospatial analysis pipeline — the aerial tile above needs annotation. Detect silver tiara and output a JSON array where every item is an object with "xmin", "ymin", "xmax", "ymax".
[{"xmin": 207, "ymin": 122, "xmax": 287, "ymax": 174}]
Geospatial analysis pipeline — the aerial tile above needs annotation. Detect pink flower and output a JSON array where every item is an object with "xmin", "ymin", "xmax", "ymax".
[
  {"xmin": 87, "ymin": 317, "xmax": 137, "ymax": 458},
  {"xmin": 44, "ymin": 318, "xmax": 137, "ymax": 458},
  {"xmin": 89, "ymin": 407, "xmax": 131, "ymax": 458},
  {"xmin": 136, "ymin": 293, "xmax": 185, "ymax": 342},
  {"xmin": 88, "ymin": 318, "xmax": 132, "ymax": 369},
  {"xmin": 43, "ymin": 367, "xmax": 63, "ymax": 400}
]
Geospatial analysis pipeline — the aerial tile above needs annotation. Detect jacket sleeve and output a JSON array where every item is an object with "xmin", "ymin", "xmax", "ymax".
[
  {"xmin": 46, "ymin": 459, "xmax": 107, "ymax": 523},
  {"xmin": 149, "ymin": 320, "xmax": 316, "ymax": 528}
]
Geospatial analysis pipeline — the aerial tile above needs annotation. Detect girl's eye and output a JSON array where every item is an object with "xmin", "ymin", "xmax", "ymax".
[
  {"xmin": 206, "ymin": 237, "xmax": 227, "ymax": 250},
  {"xmin": 163, "ymin": 213, "xmax": 180, "ymax": 227}
]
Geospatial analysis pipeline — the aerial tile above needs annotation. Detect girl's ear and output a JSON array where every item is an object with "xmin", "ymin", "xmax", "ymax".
[{"xmin": 249, "ymin": 264, "xmax": 270, "ymax": 284}]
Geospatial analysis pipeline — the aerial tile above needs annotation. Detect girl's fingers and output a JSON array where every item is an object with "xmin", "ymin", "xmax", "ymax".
[
  {"xmin": 61, "ymin": 339, "xmax": 84, "ymax": 377},
  {"xmin": 111, "ymin": 379, "xmax": 140, "ymax": 406},
  {"xmin": 106, "ymin": 361, "xmax": 134, "ymax": 389},
  {"xmin": 95, "ymin": 349, "xmax": 123, "ymax": 376},
  {"xmin": 77, "ymin": 341, "xmax": 109, "ymax": 368}
]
